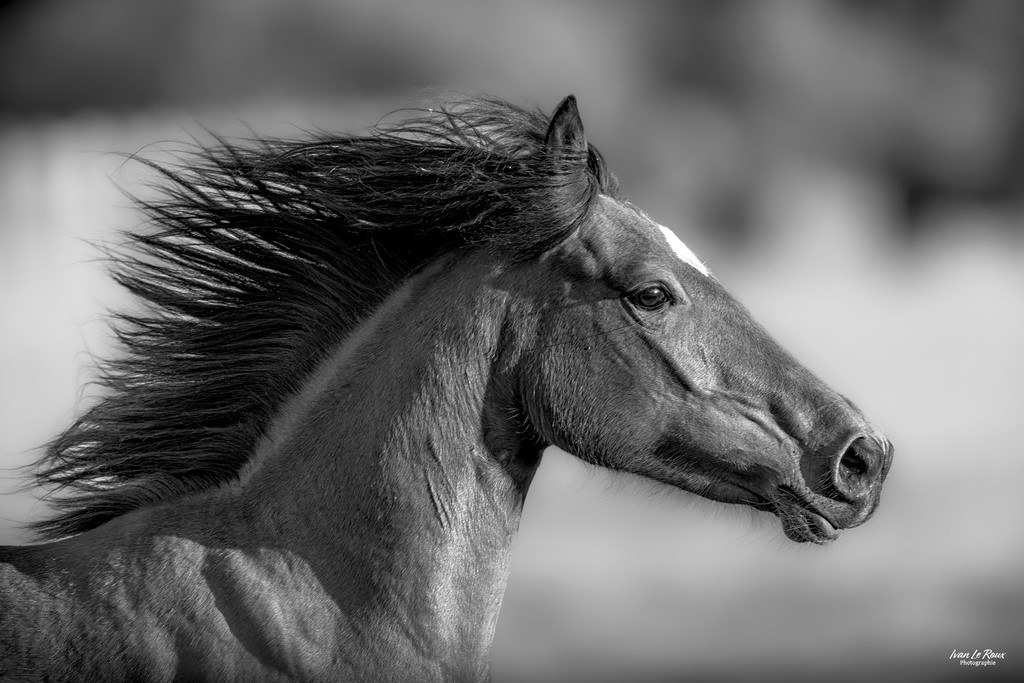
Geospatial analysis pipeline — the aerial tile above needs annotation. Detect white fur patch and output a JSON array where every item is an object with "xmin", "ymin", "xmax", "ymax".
[{"xmin": 658, "ymin": 225, "xmax": 709, "ymax": 276}]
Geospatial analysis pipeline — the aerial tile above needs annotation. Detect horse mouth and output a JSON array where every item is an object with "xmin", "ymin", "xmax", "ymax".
[
  {"xmin": 736, "ymin": 484, "xmax": 841, "ymax": 545},
  {"xmin": 779, "ymin": 507, "xmax": 839, "ymax": 544},
  {"xmin": 773, "ymin": 486, "xmax": 840, "ymax": 545}
]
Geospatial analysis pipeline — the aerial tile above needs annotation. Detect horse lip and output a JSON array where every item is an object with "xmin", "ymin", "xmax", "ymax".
[
  {"xmin": 773, "ymin": 486, "xmax": 842, "ymax": 545},
  {"xmin": 729, "ymin": 483, "xmax": 841, "ymax": 544},
  {"xmin": 781, "ymin": 508, "xmax": 840, "ymax": 544}
]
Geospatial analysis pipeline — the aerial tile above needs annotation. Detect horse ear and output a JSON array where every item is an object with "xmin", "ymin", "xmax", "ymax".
[{"xmin": 545, "ymin": 94, "xmax": 587, "ymax": 157}]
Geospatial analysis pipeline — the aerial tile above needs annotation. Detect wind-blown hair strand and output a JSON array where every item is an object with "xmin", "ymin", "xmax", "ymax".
[{"xmin": 32, "ymin": 96, "xmax": 619, "ymax": 540}]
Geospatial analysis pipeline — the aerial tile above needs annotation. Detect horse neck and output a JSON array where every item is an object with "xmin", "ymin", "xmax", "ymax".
[{"xmin": 228, "ymin": 256, "xmax": 538, "ymax": 673}]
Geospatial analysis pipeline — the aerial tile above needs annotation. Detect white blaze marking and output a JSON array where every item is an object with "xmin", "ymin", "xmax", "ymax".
[{"xmin": 658, "ymin": 225, "xmax": 709, "ymax": 276}]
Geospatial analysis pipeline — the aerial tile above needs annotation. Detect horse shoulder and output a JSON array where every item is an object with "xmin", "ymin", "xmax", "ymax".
[
  {"xmin": 0, "ymin": 537, "xmax": 174, "ymax": 678},
  {"xmin": 0, "ymin": 519, "xmax": 264, "ymax": 679},
  {"xmin": 0, "ymin": 548, "xmax": 82, "ymax": 678},
  {"xmin": 77, "ymin": 520, "xmax": 311, "ymax": 679},
  {"xmin": 193, "ymin": 542, "xmax": 361, "ymax": 678},
  {"xmin": 93, "ymin": 511, "xmax": 362, "ymax": 678},
  {"xmin": 2, "ymin": 503, "xmax": 366, "ymax": 679}
]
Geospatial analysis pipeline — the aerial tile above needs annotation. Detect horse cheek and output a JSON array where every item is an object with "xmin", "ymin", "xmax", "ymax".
[{"xmin": 524, "ymin": 334, "xmax": 639, "ymax": 468}]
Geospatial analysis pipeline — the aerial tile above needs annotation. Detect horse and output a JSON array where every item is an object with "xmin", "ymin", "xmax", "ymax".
[{"xmin": 0, "ymin": 95, "xmax": 892, "ymax": 681}]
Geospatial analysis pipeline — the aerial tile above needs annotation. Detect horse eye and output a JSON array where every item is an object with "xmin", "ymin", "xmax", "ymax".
[{"xmin": 630, "ymin": 285, "xmax": 671, "ymax": 310}]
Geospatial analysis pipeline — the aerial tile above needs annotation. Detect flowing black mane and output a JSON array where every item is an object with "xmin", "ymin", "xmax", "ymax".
[{"xmin": 33, "ymin": 96, "xmax": 618, "ymax": 539}]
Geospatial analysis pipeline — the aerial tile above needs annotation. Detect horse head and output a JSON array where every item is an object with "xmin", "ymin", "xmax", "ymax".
[{"xmin": 508, "ymin": 97, "xmax": 893, "ymax": 544}]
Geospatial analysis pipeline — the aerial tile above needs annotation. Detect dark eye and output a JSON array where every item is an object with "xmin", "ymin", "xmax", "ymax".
[{"xmin": 629, "ymin": 285, "xmax": 671, "ymax": 310}]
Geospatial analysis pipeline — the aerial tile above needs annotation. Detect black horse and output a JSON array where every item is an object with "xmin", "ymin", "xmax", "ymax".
[{"xmin": 0, "ymin": 95, "xmax": 892, "ymax": 680}]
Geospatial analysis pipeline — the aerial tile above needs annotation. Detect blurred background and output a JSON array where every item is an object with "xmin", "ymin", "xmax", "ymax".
[{"xmin": 1, "ymin": 0, "xmax": 1022, "ymax": 680}]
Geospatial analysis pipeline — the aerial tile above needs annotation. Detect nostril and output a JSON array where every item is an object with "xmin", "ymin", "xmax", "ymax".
[
  {"xmin": 830, "ymin": 437, "xmax": 880, "ymax": 503},
  {"xmin": 840, "ymin": 447, "xmax": 869, "ymax": 477},
  {"xmin": 820, "ymin": 435, "xmax": 890, "ymax": 506}
]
